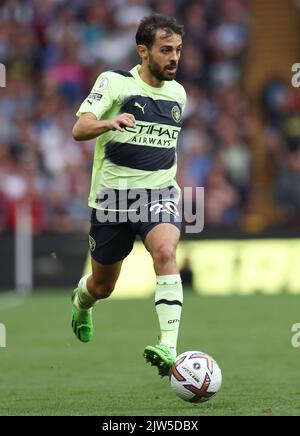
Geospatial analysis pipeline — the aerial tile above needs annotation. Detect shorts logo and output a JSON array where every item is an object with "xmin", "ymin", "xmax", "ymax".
[
  {"xmin": 97, "ymin": 78, "xmax": 109, "ymax": 92},
  {"xmin": 171, "ymin": 105, "xmax": 181, "ymax": 123},
  {"xmin": 89, "ymin": 235, "xmax": 96, "ymax": 252}
]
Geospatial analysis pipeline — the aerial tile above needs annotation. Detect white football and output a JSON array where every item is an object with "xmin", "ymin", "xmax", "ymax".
[{"xmin": 169, "ymin": 351, "xmax": 222, "ymax": 403}]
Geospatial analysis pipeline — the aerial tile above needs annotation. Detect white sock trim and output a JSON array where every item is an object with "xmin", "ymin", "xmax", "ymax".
[
  {"xmin": 76, "ymin": 274, "xmax": 97, "ymax": 311},
  {"xmin": 156, "ymin": 274, "xmax": 182, "ymax": 286},
  {"xmin": 78, "ymin": 274, "xmax": 91, "ymax": 293},
  {"xmin": 155, "ymin": 274, "xmax": 183, "ymax": 304}
]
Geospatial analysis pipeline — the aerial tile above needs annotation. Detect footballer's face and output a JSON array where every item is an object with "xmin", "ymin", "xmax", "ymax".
[{"xmin": 145, "ymin": 30, "xmax": 182, "ymax": 82}]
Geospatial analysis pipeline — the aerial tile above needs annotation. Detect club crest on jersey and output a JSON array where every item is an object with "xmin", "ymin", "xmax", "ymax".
[
  {"xmin": 171, "ymin": 105, "xmax": 182, "ymax": 123},
  {"xmin": 97, "ymin": 77, "xmax": 109, "ymax": 92}
]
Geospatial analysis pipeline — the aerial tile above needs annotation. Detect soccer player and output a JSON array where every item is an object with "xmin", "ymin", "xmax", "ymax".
[{"xmin": 71, "ymin": 14, "xmax": 186, "ymax": 377}]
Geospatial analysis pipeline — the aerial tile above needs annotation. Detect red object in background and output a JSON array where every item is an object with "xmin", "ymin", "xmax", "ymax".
[
  {"xmin": 5, "ymin": 194, "xmax": 46, "ymax": 233},
  {"xmin": 285, "ymin": 91, "xmax": 300, "ymax": 113}
]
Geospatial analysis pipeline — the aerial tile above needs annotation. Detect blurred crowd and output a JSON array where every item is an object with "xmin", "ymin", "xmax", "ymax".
[
  {"xmin": 0, "ymin": 0, "xmax": 296, "ymax": 234},
  {"xmin": 261, "ymin": 76, "xmax": 300, "ymax": 230}
]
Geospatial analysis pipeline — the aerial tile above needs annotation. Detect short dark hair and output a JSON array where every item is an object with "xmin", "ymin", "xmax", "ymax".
[{"xmin": 136, "ymin": 14, "xmax": 184, "ymax": 48}]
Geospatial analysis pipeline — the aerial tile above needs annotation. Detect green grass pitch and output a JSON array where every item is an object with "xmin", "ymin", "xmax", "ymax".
[{"xmin": 0, "ymin": 291, "xmax": 299, "ymax": 416}]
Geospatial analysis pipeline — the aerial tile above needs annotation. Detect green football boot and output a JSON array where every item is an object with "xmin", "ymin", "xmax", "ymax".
[
  {"xmin": 143, "ymin": 344, "xmax": 175, "ymax": 377},
  {"xmin": 71, "ymin": 289, "xmax": 93, "ymax": 343}
]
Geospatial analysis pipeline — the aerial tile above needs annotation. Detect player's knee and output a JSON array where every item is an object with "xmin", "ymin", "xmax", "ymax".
[
  {"xmin": 91, "ymin": 281, "xmax": 115, "ymax": 299},
  {"xmin": 152, "ymin": 243, "xmax": 176, "ymax": 267}
]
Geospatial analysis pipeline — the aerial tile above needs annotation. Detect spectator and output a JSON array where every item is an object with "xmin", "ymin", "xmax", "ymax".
[{"xmin": 179, "ymin": 257, "xmax": 194, "ymax": 291}]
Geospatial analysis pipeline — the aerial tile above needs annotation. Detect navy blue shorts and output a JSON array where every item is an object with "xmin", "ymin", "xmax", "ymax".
[{"xmin": 88, "ymin": 187, "xmax": 181, "ymax": 265}]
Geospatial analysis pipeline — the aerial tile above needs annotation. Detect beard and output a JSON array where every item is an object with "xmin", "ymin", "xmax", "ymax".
[{"xmin": 148, "ymin": 54, "xmax": 177, "ymax": 82}]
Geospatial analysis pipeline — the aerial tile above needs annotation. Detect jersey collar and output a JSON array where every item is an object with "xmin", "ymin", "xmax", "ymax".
[{"xmin": 130, "ymin": 65, "xmax": 166, "ymax": 93}]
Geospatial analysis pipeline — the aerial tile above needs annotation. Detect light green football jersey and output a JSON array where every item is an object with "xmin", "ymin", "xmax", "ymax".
[{"xmin": 76, "ymin": 65, "xmax": 187, "ymax": 209}]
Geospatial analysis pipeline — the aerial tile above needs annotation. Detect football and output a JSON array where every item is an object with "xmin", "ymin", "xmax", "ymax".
[{"xmin": 169, "ymin": 351, "xmax": 222, "ymax": 403}]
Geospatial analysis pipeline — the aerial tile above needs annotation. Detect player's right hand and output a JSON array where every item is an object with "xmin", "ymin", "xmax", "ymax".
[{"xmin": 109, "ymin": 113, "xmax": 136, "ymax": 132}]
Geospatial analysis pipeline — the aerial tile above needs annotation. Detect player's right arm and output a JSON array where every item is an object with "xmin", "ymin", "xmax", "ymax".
[
  {"xmin": 72, "ymin": 112, "xmax": 136, "ymax": 141},
  {"xmin": 73, "ymin": 72, "xmax": 135, "ymax": 141}
]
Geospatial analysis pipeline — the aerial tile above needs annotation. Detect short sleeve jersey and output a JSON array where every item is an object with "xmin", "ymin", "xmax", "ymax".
[{"xmin": 76, "ymin": 65, "xmax": 187, "ymax": 209}]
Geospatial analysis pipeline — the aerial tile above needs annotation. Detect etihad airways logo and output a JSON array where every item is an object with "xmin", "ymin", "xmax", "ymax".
[
  {"xmin": 124, "ymin": 124, "xmax": 180, "ymax": 139},
  {"xmin": 124, "ymin": 123, "xmax": 180, "ymax": 147}
]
